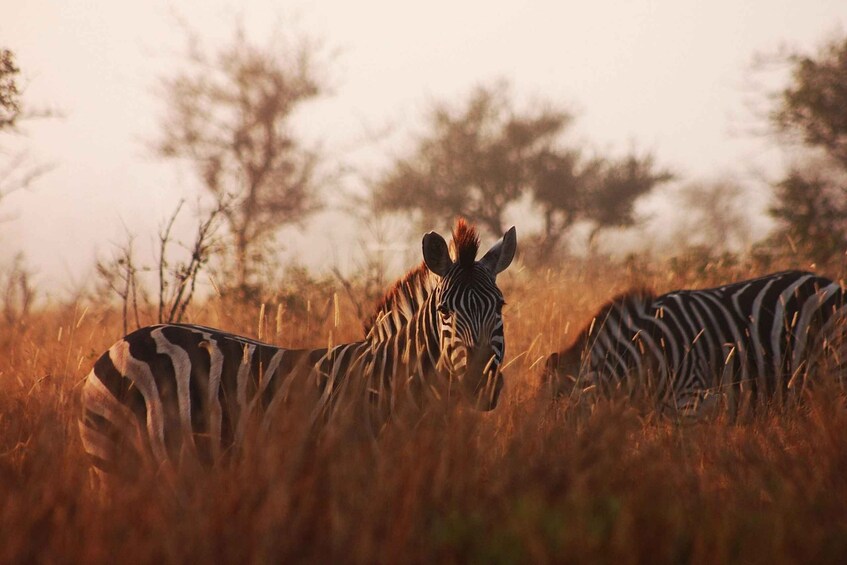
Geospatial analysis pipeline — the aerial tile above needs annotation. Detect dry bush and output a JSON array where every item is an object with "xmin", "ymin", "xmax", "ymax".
[{"xmin": 2, "ymin": 261, "xmax": 847, "ymax": 563}]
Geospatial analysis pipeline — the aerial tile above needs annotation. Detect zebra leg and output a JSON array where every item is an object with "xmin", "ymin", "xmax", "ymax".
[{"xmin": 666, "ymin": 362, "xmax": 725, "ymax": 421}]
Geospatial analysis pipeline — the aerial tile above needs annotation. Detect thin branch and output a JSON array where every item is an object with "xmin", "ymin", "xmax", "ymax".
[{"xmin": 158, "ymin": 199, "xmax": 185, "ymax": 323}]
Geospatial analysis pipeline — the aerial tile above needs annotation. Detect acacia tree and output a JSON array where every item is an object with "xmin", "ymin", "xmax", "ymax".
[
  {"xmin": 155, "ymin": 27, "xmax": 326, "ymax": 295},
  {"xmin": 768, "ymin": 35, "xmax": 847, "ymax": 262},
  {"xmin": 373, "ymin": 82, "xmax": 670, "ymax": 256},
  {"xmin": 543, "ymin": 151, "xmax": 671, "ymax": 253},
  {"xmin": 375, "ymin": 84, "xmax": 567, "ymax": 237}
]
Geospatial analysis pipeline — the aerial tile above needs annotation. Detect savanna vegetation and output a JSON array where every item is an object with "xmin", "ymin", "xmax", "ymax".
[
  {"xmin": 3, "ymin": 23, "xmax": 847, "ymax": 565},
  {"xmin": 3, "ymin": 255, "xmax": 847, "ymax": 564}
]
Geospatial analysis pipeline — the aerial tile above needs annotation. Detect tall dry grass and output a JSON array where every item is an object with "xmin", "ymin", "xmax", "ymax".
[{"xmin": 2, "ymin": 259, "xmax": 847, "ymax": 564}]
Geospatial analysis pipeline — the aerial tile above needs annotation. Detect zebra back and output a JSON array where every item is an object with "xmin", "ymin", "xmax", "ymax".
[{"xmin": 545, "ymin": 271, "xmax": 847, "ymax": 413}]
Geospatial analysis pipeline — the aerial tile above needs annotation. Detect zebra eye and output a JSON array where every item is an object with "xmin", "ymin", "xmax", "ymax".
[{"xmin": 437, "ymin": 303, "xmax": 451, "ymax": 316}]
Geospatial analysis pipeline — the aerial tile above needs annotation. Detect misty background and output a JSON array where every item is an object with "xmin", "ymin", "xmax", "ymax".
[{"xmin": 2, "ymin": 0, "xmax": 847, "ymax": 308}]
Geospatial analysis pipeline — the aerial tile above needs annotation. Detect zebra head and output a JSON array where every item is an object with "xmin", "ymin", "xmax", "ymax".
[{"xmin": 422, "ymin": 220, "xmax": 517, "ymax": 411}]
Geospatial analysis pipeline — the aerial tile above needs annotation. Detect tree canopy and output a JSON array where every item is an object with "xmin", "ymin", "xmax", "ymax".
[
  {"xmin": 769, "ymin": 166, "xmax": 847, "ymax": 264},
  {"xmin": 772, "ymin": 38, "xmax": 847, "ymax": 168},
  {"xmin": 768, "ymin": 35, "xmax": 847, "ymax": 263},
  {"xmin": 373, "ymin": 82, "xmax": 670, "ymax": 256},
  {"xmin": 155, "ymin": 26, "xmax": 326, "ymax": 294}
]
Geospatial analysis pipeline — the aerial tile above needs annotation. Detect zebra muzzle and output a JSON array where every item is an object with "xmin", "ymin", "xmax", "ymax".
[{"xmin": 465, "ymin": 345, "xmax": 502, "ymax": 410}]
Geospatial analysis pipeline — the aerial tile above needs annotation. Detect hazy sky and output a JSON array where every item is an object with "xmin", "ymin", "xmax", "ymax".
[{"xmin": 3, "ymin": 0, "xmax": 846, "ymax": 293}]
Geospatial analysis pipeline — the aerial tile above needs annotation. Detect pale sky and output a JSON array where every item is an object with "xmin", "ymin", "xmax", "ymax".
[{"xmin": 3, "ymin": 0, "xmax": 846, "ymax": 294}]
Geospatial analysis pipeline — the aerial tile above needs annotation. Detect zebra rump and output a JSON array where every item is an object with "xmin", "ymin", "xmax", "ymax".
[
  {"xmin": 544, "ymin": 271, "xmax": 847, "ymax": 413},
  {"xmin": 79, "ymin": 323, "xmax": 347, "ymax": 476}
]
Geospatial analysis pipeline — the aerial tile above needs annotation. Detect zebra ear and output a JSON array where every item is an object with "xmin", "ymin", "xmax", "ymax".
[
  {"xmin": 422, "ymin": 231, "xmax": 453, "ymax": 277},
  {"xmin": 479, "ymin": 226, "xmax": 516, "ymax": 276}
]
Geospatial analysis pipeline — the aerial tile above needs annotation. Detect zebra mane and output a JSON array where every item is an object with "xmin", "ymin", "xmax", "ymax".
[
  {"xmin": 363, "ymin": 262, "xmax": 435, "ymax": 336},
  {"xmin": 450, "ymin": 218, "xmax": 480, "ymax": 268}
]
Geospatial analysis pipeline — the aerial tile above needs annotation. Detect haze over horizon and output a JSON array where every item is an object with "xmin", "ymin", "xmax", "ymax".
[{"xmin": 3, "ymin": 0, "xmax": 846, "ymax": 295}]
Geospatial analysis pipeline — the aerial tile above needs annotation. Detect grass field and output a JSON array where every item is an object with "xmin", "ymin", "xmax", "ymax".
[{"xmin": 2, "ymin": 258, "xmax": 847, "ymax": 564}]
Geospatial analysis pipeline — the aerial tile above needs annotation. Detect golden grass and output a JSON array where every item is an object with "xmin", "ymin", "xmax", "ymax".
[{"xmin": 2, "ymin": 259, "xmax": 847, "ymax": 563}]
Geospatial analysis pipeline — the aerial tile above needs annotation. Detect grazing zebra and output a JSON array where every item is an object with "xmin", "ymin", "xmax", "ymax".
[
  {"xmin": 543, "ymin": 271, "xmax": 847, "ymax": 415},
  {"xmin": 80, "ymin": 219, "xmax": 516, "ymax": 477}
]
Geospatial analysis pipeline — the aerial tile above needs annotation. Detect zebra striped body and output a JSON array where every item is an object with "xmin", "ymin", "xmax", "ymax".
[
  {"xmin": 544, "ymin": 271, "xmax": 847, "ymax": 413},
  {"xmin": 80, "ymin": 220, "xmax": 517, "ymax": 476},
  {"xmin": 80, "ymin": 324, "xmax": 363, "ymax": 474}
]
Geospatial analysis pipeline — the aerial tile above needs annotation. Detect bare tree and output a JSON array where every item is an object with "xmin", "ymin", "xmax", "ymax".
[
  {"xmin": 96, "ymin": 231, "xmax": 144, "ymax": 335},
  {"xmin": 154, "ymin": 25, "xmax": 327, "ymax": 296},
  {"xmin": 96, "ymin": 201, "xmax": 224, "ymax": 332},
  {"xmin": 157, "ymin": 200, "xmax": 224, "ymax": 323}
]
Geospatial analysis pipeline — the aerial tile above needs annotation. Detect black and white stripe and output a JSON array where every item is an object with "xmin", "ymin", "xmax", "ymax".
[
  {"xmin": 80, "ymin": 221, "xmax": 517, "ymax": 476},
  {"xmin": 544, "ymin": 271, "xmax": 847, "ymax": 414},
  {"xmin": 80, "ymin": 324, "xmax": 363, "ymax": 474}
]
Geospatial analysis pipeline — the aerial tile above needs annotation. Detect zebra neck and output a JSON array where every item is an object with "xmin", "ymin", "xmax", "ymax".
[
  {"xmin": 362, "ymin": 292, "xmax": 443, "ymax": 410},
  {"xmin": 321, "ymin": 341, "xmax": 368, "ymax": 376},
  {"xmin": 365, "ymin": 266, "xmax": 437, "ymax": 340}
]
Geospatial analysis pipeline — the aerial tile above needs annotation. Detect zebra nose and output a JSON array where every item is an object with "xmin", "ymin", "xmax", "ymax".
[
  {"xmin": 467, "ymin": 344, "xmax": 497, "ymax": 377},
  {"xmin": 474, "ymin": 370, "xmax": 504, "ymax": 411}
]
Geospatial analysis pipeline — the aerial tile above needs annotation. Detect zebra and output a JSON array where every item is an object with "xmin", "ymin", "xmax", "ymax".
[
  {"xmin": 543, "ymin": 270, "xmax": 847, "ymax": 415},
  {"xmin": 80, "ymin": 219, "xmax": 516, "ymax": 477}
]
